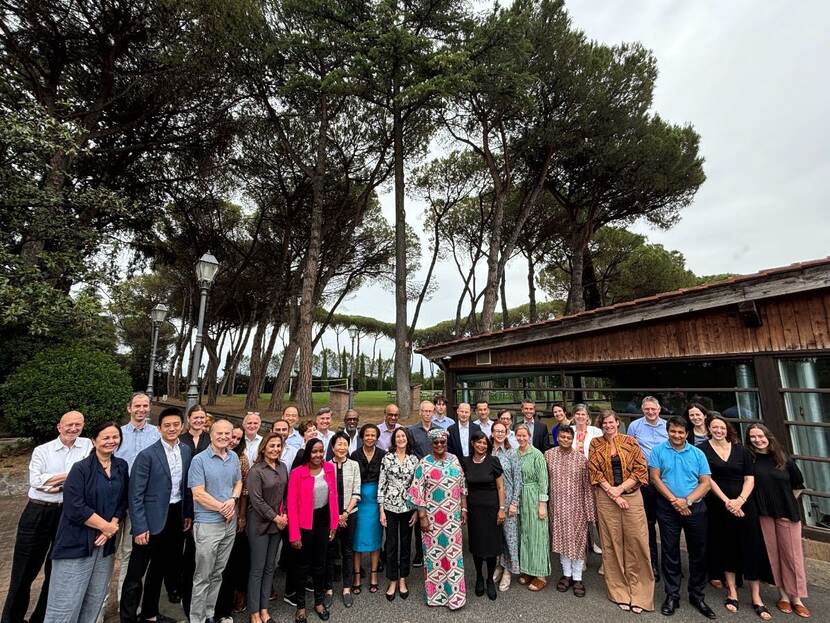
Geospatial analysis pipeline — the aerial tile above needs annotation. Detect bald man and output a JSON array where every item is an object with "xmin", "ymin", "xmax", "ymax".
[
  {"xmin": 2, "ymin": 411, "xmax": 92, "ymax": 623},
  {"xmin": 408, "ymin": 400, "xmax": 437, "ymax": 459}
]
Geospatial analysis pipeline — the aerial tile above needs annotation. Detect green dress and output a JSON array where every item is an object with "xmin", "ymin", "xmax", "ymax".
[{"xmin": 517, "ymin": 445, "xmax": 551, "ymax": 577}]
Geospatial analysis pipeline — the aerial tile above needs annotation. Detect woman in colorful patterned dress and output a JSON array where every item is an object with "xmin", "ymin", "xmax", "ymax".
[
  {"xmin": 545, "ymin": 426, "xmax": 595, "ymax": 598},
  {"xmin": 490, "ymin": 420, "xmax": 522, "ymax": 591},
  {"xmin": 515, "ymin": 424, "xmax": 550, "ymax": 591},
  {"xmin": 408, "ymin": 428, "xmax": 468, "ymax": 610}
]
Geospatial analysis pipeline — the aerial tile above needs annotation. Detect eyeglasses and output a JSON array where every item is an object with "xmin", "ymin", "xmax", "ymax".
[{"xmin": 432, "ymin": 440, "xmax": 447, "ymax": 445}]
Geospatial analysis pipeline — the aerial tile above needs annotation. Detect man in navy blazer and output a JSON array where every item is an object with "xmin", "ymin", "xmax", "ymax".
[
  {"xmin": 447, "ymin": 402, "xmax": 481, "ymax": 459},
  {"xmin": 120, "ymin": 407, "xmax": 194, "ymax": 623},
  {"xmin": 517, "ymin": 398, "xmax": 550, "ymax": 452}
]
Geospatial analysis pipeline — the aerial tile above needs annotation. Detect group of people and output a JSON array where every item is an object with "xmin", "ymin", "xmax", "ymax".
[{"xmin": 1, "ymin": 393, "xmax": 812, "ymax": 623}]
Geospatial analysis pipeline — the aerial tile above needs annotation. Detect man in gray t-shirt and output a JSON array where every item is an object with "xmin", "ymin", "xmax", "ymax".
[{"xmin": 187, "ymin": 419, "xmax": 241, "ymax": 623}]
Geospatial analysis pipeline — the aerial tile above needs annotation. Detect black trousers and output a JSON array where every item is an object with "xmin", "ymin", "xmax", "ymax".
[
  {"xmin": 214, "ymin": 531, "xmax": 250, "ymax": 618},
  {"xmin": 1, "ymin": 500, "xmax": 62, "ymax": 623},
  {"xmin": 384, "ymin": 510, "xmax": 414, "ymax": 581},
  {"xmin": 293, "ymin": 506, "xmax": 330, "ymax": 609},
  {"xmin": 119, "ymin": 503, "xmax": 185, "ymax": 623},
  {"xmin": 326, "ymin": 514, "xmax": 356, "ymax": 590},
  {"xmin": 640, "ymin": 483, "xmax": 660, "ymax": 571},
  {"xmin": 412, "ymin": 521, "xmax": 423, "ymax": 563},
  {"xmin": 657, "ymin": 497, "xmax": 708, "ymax": 602}
]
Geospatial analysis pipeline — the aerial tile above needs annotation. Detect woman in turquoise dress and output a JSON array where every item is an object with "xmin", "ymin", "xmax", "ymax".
[
  {"xmin": 491, "ymin": 420, "xmax": 522, "ymax": 591},
  {"xmin": 515, "ymin": 423, "xmax": 550, "ymax": 591},
  {"xmin": 352, "ymin": 424, "xmax": 385, "ymax": 593}
]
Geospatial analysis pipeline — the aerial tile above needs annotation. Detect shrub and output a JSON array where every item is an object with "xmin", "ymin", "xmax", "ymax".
[{"xmin": 1, "ymin": 344, "xmax": 131, "ymax": 442}]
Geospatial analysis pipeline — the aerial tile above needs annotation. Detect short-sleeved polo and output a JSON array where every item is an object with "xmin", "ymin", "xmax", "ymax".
[
  {"xmin": 648, "ymin": 441, "xmax": 711, "ymax": 500},
  {"xmin": 188, "ymin": 446, "xmax": 241, "ymax": 523}
]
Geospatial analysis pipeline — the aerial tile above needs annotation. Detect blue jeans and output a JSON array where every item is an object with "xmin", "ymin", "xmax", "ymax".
[{"xmin": 44, "ymin": 548, "xmax": 114, "ymax": 623}]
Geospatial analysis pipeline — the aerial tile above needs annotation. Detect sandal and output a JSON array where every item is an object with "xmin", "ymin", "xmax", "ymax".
[
  {"xmin": 518, "ymin": 574, "xmax": 531, "ymax": 585},
  {"xmin": 528, "ymin": 577, "xmax": 547, "ymax": 592},
  {"xmin": 369, "ymin": 570, "xmax": 379, "ymax": 593},
  {"xmin": 556, "ymin": 576, "xmax": 572, "ymax": 592},
  {"xmin": 753, "ymin": 604, "xmax": 772, "ymax": 621},
  {"xmin": 793, "ymin": 604, "xmax": 811, "ymax": 619},
  {"xmin": 618, "ymin": 603, "xmax": 631, "ymax": 611},
  {"xmin": 572, "ymin": 581, "xmax": 586, "ymax": 598},
  {"xmin": 351, "ymin": 570, "xmax": 362, "ymax": 595},
  {"xmin": 776, "ymin": 600, "xmax": 792, "ymax": 614},
  {"xmin": 725, "ymin": 598, "xmax": 740, "ymax": 613},
  {"xmin": 631, "ymin": 606, "xmax": 644, "ymax": 614}
]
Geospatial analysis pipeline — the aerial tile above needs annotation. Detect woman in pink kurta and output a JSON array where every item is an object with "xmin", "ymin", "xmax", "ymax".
[{"xmin": 545, "ymin": 426, "xmax": 595, "ymax": 597}]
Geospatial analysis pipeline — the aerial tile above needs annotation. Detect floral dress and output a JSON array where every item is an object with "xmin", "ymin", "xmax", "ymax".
[
  {"xmin": 492, "ymin": 445, "xmax": 522, "ymax": 573},
  {"xmin": 408, "ymin": 453, "xmax": 467, "ymax": 610}
]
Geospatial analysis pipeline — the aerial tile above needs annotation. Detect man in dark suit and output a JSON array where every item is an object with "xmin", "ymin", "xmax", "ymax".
[
  {"xmin": 120, "ymin": 407, "xmax": 194, "ymax": 623},
  {"xmin": 518, "ymin": 398, "xmax": 550, "ymax": 452},
  {"xmin": 447, "ymin": 402, "xmax": 481, "ymax": 459}
]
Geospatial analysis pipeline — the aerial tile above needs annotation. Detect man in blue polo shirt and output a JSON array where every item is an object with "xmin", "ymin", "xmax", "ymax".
[
  {"xmin": 627, "ymin": 395, "xmax": 668, "ymax": 580},
  {"xmin": 188, "ymin": 419, "xmax": 242, "ymax": 623},
  {"xmin": 648, "ymin": 416, "xmax": 714, "ymax": 619}
]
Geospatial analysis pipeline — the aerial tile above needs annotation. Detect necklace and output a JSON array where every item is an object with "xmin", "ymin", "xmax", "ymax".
[{"xmin": 472, "ymin": 454, "xmax": 485, "ymax": 463}]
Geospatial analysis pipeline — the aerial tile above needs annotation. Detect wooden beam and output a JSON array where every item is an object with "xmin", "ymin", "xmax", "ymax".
[{"xmin": 419, "ymin": 264, "xmax": 830, "ymax": 360}]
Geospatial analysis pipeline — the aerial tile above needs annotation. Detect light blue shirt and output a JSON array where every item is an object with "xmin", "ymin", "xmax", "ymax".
[
  {"xmin": 648, "ymin": 441, "xmax": 711, "ymax": 499},
  {"xmin": 458, "ymin": 422, "xmax": 471, "ymax": 458},
  {"xmin": 627, "ymin": 416, "xmax": 668, "ymax": 461},
  {"xmin": 431, "ymin": 415, "xmax": 453, "ymax": 430},
  {"xmin": 188, "ymin": 446, "xmax": 241, "ymax": 523},
  {"xmin": 285, "ymin": 429, "xmax": 304, "ymax": 451},
  {"xmin": 476, "ymin": 419, "xmax": 493, "ymax": 437},
  {"xmin": 116, "ymin": 422, "xmax": 161, "ymax": 473}
]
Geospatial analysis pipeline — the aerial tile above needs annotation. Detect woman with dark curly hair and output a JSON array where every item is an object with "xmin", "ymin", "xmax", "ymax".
[{"xmin": 351, "ymin": 423, "xmax": 385, "ymax": 594}]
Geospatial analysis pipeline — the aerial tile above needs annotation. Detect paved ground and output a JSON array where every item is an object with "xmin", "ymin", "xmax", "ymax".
[{"xmin": 3, "ymin": 491, "xmax": 829, "ymax": 623}]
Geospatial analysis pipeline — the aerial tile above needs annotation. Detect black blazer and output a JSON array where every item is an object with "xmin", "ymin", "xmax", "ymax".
[
  {"xmin": 129, "ymin": 439, "xmax": 193, "ymax": 536},
  {"xmin": 447, "ymin": 421, "xmax": 482, "ymax": 458}
]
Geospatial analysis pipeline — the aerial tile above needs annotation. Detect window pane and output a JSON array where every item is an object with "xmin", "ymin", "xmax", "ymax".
[
  {"xmin": 782, "ymin": 391, "xmax": 830, "ymax": 425},
  {"xmin": 800, "ymin": 493, "xmax": 830, "ymax": 530},
  {"xmin": 779, "ymin": 357, "xmax": 830, "ymax": 389},
  {"xmin": 789, "ymin": 425, "xmax": 830, "ymax": 461}
]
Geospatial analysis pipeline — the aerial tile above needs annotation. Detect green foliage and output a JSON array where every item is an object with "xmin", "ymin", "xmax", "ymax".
[{"xmin": 1, "ymin": 345, "xmax": 132, "ymax": 443}]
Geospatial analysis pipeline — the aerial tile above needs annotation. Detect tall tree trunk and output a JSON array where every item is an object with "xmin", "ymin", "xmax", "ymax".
[
  {"xmin": 527, "ymin": 251, "xmax": 538, "ymax": 323},
  {"xmin": 479, "ymin": 193, "xmax": 506, "ymax": 332},
  {"xmin": 244, "ymin": 318, "xmax": 268, "ymax": 410},
  {"xmin": 566, "ymin": 229, "xmax": 588, "ymax": 314},
  {"xmin": 268, "ymin": 305, "xmax": 299, "ymax": 413},
  {"xmin": 582, "ymin": 247, "xmax": 602, "ymax": 310},
  {"xmin": 393, "ymin": 95, "xmax": 412, "ymax": 416},
  {"xmin": 500, "ymin": 271, "xmax": 509, "ymax": 329},
  {"xmin": 256, "ymin": 322, "xmax": 280, "ymax": 395}
]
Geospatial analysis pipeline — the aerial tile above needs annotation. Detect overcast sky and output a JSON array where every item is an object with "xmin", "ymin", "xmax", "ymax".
[{"xmin": 330, "ymin": 0, "xmax": 830, "ymax": 362}]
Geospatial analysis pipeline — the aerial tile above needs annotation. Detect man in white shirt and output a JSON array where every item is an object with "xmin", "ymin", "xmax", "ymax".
[
  {"xmin": 242, "ymin": 411, "xmax": 263, "ymax": 464},
  {"xmin": 377, "ymin": 404, "xmax": 401, "ymax": 452},
  {"xmin": 271, "ymin": 419, "xmax": 298, "ymax": 468},
  {"xmin": 282, "ymin": 406, "xmax": 303, "ymax": 451},
  {"xmin": 315, "ymin": 407, "xmax": 335, "ymax": 453},
  {"xmin": 114, "ymin": 392, "xmax": 161, "ymax": 601},
  {"xmin": 2, "ymin": 411, "xmax": 92, "ymax": 623},
  {"xmin": 474, "ymin": 399, "xmax": 493, "ymax": 437}
]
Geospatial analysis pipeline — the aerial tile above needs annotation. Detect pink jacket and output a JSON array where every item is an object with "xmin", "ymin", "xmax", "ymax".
[{"xmin": 287, "ymin": 461, "xmax": 339, "ymax": 542}]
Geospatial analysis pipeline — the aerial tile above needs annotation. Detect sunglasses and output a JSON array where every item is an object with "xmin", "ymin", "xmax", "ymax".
[{"xmin": 432, "ymin": 439, "xmax": 447, "ymax": 445}]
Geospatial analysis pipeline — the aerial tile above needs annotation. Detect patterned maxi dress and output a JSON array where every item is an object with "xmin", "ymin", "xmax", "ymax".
[
  {"xmin": 493, "ymin": 445, "xmax": 522, "ymax": 574},
  {"xmin": 517, "ymin": 446, "xmax": 551, "ymax": 577},
  {"xmin": 545, "ymin": 447, "xmax": 595, "ymax": 560},
  {"xmin": 408, "ymin": 453, "xmax": 467, "ymax": 610}
]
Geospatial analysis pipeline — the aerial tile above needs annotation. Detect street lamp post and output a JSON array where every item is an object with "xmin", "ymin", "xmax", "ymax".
[
  {"xmin": 348, "ymin": 326, "xmax": 357, "ymax": 409},
  {"xmin": 146, "ymin": 303, "xmax": 169, "ymax": 399},
  {"xmin": 185, "ymin": 252, "xmax": 220, "ymax": 413}
]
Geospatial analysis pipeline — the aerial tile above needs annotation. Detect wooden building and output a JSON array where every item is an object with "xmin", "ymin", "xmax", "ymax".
[{"xmin": 418, "ymin": 258, "xmax": 830, "ymax": 550}]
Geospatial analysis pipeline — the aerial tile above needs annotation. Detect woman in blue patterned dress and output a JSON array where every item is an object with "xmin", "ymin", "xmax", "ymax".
[
  {"xmin": 491, "ymin": 420, "xmax": 522, "ymax": 591},
  {"xmin": 408, "ymin": 428, "xmax": 468, "ymax": 610}
]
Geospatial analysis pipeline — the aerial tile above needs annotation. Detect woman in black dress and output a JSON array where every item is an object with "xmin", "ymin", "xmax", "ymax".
[
  {"xmin": 701, "ymin": 415, "xmax": 771, "ymax": 620},
  {"xmin": 462, "ymin": 431, "xmax": 505, "ymax": 600}
]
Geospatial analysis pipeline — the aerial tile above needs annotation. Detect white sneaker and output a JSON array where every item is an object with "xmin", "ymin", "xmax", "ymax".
[
  {"xmin": 499, "ymin": 569, "xmax": 512, "ymax": 592},
  {"xmin": 492, "ymin": 565, "xmax": 504, "ymax": 582}
]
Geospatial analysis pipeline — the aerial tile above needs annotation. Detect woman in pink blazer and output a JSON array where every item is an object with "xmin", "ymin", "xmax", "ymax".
[{"xmin": 287, "ymin": 438, "xmax": 338, "ymax": 622}]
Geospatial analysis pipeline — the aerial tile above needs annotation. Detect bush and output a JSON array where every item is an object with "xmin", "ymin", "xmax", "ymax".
[{"xmin": 1, "ymin": 344, "xmax": 132, "ymax": 442}]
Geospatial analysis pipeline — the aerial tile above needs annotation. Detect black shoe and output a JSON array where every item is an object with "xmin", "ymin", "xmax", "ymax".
[
  {"xmin": 486, "ymin": 579, "xmax": 497, "ymax": 600},
  {"xmin": 167, "ymin": 591, "xmax": 182, "ymax": 604},
  {"xmin": 342, "ymin": 591, "xmax": 354, "ymax": 608},
  {"xmin": 662, "ymin": 596, "xmax": 681, "ymax": 616},
  {"xmin": 323, "ymin": 591, "xmax": 333, "ymax": 609},
  {"xmin": 475, "ymin": 576, "xmax": 485, "ymax": 596},
  {"xmin": 314, "ymin": 606, "xmax": 330, "ymax": 621},
  {"xmin": 399, "ymin": 589, "xmax": 409, "ymax": 600},
  {"xmin": 283, "ymin": 592, "xmax": 299, "ymax": 607},
  {"xmin": 690, "ymin": 598, "xmax": 717, "ymax": 619},
  {"xmin": 412, "ymin": 558, "xmax": 423, "ymax": 568}
]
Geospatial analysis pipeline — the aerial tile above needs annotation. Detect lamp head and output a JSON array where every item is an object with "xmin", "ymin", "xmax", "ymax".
[
  {"xmin": 195, "ymin": 252, "xmax": 220, "ymax": 286},
  {"xmin": 150, "ymin": 303, "xmax": 169, "ymax": 324},
  {"xmin": 347, "ymin": 326, "xmax": 358, "ymax": 340}
]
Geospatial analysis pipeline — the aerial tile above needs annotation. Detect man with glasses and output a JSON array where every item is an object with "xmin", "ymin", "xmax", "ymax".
[{"xmin": 377, "ymin": 404, "xmax": 401, "ymax": 452}]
